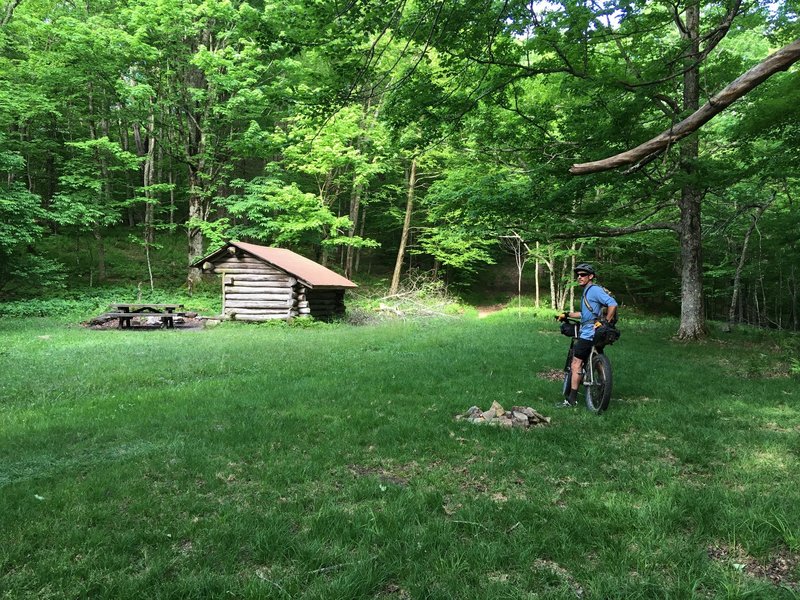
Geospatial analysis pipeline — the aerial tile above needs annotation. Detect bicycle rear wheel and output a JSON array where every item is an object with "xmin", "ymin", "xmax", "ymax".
[{"xmin": 585, "ymin": 353, "xmax": 612, "ymax": 413}]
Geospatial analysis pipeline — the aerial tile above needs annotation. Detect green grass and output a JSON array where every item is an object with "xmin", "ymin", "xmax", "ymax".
[{"xmin": 1, "ymin": 311, "xmax": 798, "ymax": 599}]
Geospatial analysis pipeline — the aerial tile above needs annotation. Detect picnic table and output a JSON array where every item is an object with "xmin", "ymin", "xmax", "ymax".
[{"xmin": 107, "ymin": 303, "xmax": 185, "ymax": 329}]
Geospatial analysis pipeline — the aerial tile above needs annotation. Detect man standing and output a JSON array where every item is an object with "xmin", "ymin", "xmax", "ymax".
[{"xmin": 557, "ymin": 263, "xmax": 617, "ymax": 407}]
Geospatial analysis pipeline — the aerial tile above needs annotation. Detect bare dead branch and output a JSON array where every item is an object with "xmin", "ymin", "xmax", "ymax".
[{"xmin": 570, "ymin": 38, "xmax": 800, "ymax": 175}]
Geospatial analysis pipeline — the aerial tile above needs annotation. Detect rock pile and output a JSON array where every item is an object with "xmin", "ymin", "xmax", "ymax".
[{"xmin": 456, "ymin": 401, "xmax": 551, "ymax": 428}]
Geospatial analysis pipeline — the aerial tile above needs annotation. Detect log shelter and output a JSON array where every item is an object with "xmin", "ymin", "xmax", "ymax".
[{"xmin": 192, "ymin": 242, "xmax": 357, "ymax": 321}]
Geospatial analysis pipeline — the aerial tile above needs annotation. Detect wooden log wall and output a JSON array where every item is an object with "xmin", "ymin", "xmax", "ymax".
[{"xmin": 212, "ymin": 254, "xmax": 296, "ymax": 321}]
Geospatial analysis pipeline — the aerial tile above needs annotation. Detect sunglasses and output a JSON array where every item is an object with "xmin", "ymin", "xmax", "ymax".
[{"xmin": 575, "ymin": 272, "xmax": 590, "ymax": 278}]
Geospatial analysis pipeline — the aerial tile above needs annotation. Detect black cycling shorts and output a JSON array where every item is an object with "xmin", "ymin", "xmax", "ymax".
[{"xmin": 573, "ymin": 338, "xmax": 594, "ymax": 361}]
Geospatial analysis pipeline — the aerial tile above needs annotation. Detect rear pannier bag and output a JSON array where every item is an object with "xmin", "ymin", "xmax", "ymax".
[{"xmin": 593, "ymin": 324, "xmax": 621, "ymax": 347}]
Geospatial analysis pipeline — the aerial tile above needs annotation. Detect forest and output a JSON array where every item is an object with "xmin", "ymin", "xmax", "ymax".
[{"xmin": 1, "ymin": 0, "xmax": 799, "ymax": 337}]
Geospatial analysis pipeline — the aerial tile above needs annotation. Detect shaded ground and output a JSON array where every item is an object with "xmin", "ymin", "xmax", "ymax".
[
  {"xmin": 83, "ymin": 316, "xmax": 206, "ymax": 331},
  {"xmin": 707, "ymin": 544, "xmax": 800, "ymax": 590}
]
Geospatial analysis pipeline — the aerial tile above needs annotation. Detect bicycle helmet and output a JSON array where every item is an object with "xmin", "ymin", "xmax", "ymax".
[{"xmin": 574, "ymin": 262, "xmax": 596, "ymax": 276}]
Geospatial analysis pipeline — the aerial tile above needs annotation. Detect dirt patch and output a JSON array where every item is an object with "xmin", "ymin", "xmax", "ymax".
[
  {"xmin": 477, "ymin": 304, "xmax": 505, "ymax": 318},
  {"xmin": 707, "ymin": 544, "xmax": 800, "ymax": 590},
  {"xmin": 762, "ymin": 422, "xmax": 800, "ymax": 434},
  {"xmin": 532, "ymin": 559, "xmax": 585, "ymax": 597},
  {"xmin": 376, "ymin": 583, "xmax": 411, "ymax": 598},
  {"xmin": 537, "ymin": 369, "xmax": 565, "ymax": 382},
  {"xmin": 348, "ymin": 464, "xmax": 411, "ymax": 487},
  {"xmin": 715, "ymin": 357, "xmax": 792, "ymax": 379}
]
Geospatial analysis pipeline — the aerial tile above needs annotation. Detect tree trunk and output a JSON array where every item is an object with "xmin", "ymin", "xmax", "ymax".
[
  {"xmin": 753, "ymin": 284, "xmax": 761, "ymax": 326},
  {"xmin": 790, "ymin": 265, "xmax": 798, "ymax": 330},
  {"xmin": 545, "ymin": 247, "xmax": 557, "ymax": 310},
  {"xmin": 143, "ymin": 103, "xmax": 157, "ymax": 244},
  {"xmin": 88, "ymin": 87, "xmax": 110, "ymax": 282},
  {"xmin": 534, "ymin": 241, "xmax": 540, "ymax": 308},
  {"xmin": 556, "ymin": 256, "xmax": 571, "ymax": 309},
  {"xmin": 354, "ymin": 201, "xmax": 367, "ymax": 274},
  {"xmin": 168, "ymin": 157, "xmax": 176, "ymax": 225},
  {"xmin": 344, "ymin": 183, "xmax": 361, "ymax": 280},
  {"xmin": 93, "ymin": 225, "xmax": 106, "ymax": 282},
  {"xmin": 345, "ymin": 99, "xmax": 371, "ymax": 280},
  {"xmin": 500, "ymin": 233, "xmax": 528, "ymax": 315},
  {"xmin": 390, "ymin": 158, "xmax": 416, "ymax": 295},
  {"xmin": 569, "ymin": 249, "xmax": 575, "ymax": 308},
  {"xmin": 184, "ymin": 48, "xmax": 212, "ymax": 284},
  {"xmin": 676, "ymin": 1, "xmax": 707, "ymax": 340},
  {"xmin": 187, "ymin": 168, "xmax": 205, "ymax": 283},
  {"xmin": 677, "ymin": 182, "xmax": 706, "ymax": 339},
  {"xmin": 726, "ymin": 202, "xmax": 770, "ymax": 331}
]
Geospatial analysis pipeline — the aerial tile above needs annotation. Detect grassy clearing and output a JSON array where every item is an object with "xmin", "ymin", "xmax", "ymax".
[{"xmin": 0, "ymin": 312, "xmax": 798, "ymax": 599}]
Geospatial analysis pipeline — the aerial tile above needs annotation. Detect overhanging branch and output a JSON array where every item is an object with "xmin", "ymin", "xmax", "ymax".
[
  {"xmin": 552, "ymin": 222, "xmax": 680, "ymax": 239},
  {"xmin": 570, "ymin": 38, "xmax": 800, "ymax": 176},
  {"xmin": 1, "ymin": 0, "xmax": 22, "ymax": 27}
]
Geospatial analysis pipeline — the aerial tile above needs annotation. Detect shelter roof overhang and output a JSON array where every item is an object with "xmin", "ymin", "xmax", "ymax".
[{"xmin": 192, "ymin": 242, "xmax": 358, "ymax": 290}]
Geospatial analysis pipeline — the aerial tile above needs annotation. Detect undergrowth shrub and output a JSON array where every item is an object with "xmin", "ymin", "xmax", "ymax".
[
  {"xmin": 242, "ymin": 316, "xmax": 334, "ymax": 329},
  {"xmin": 346, "ymin": 269, "xmax": 470, "ymax": 325},
  {"xmin": 789, "ymin": 357, "xmax": 800, "ymax": 377},
  {"xmin": 0, "ymin": 286, "xmax": 221, "ymax": 321}
]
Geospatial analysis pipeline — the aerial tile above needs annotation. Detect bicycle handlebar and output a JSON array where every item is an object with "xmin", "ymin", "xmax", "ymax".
[{"xmin": 554, "ymin": 314, "xmax": 581, "ymax": 324}]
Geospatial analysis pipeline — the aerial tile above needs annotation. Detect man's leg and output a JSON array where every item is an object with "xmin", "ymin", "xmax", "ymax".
[
  {"xmin": 567, "ymin": 355, "xmax": 584, "ymax": 405},
  {"xmin": 563, "ymin": 338, "xmax": 592, "ymax": 406}
]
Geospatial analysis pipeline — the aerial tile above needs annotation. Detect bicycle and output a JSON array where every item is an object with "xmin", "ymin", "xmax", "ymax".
[{"xmin": 558, "ymin": 317, "xmax": 614, "ymax": 413}]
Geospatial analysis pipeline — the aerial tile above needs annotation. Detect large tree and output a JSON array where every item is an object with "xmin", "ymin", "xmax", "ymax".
[
  {"xmin": 564, "ymin": 6, "xmax": 799, "ymax": 339},
  {"xmin": 568, "ymin": 33, "xmax": 800, "ymax": 338}
]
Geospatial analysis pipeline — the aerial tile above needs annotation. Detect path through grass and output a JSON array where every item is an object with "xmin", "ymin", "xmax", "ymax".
[{"xmin": 1, "ymin": 313, "xmax": 798, "ymax": 598}]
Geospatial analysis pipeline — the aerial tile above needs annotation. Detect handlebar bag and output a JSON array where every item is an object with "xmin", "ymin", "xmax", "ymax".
[{"xmin": 560, "ymin": 321, "xmax": 579, "ymax": 338}]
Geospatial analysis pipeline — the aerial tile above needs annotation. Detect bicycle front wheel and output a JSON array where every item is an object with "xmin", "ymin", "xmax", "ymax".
[
  {"xmin": 562, "ymin": 369, "xmax": 571, "ymax": 399},
  {"xmin": 585, "ymin": 353, "xmax": 612, "ymax": 413}
]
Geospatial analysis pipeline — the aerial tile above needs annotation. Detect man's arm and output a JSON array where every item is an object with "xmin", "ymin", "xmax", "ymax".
[{"xmin": 605, "ymin": 305, "xmax": 617, "ymax": 324}]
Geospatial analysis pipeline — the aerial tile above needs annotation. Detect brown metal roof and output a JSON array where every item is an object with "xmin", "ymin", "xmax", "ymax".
[{"xmin": 195, "ymin": 242, "xmax": 357, "ymax": 289}]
